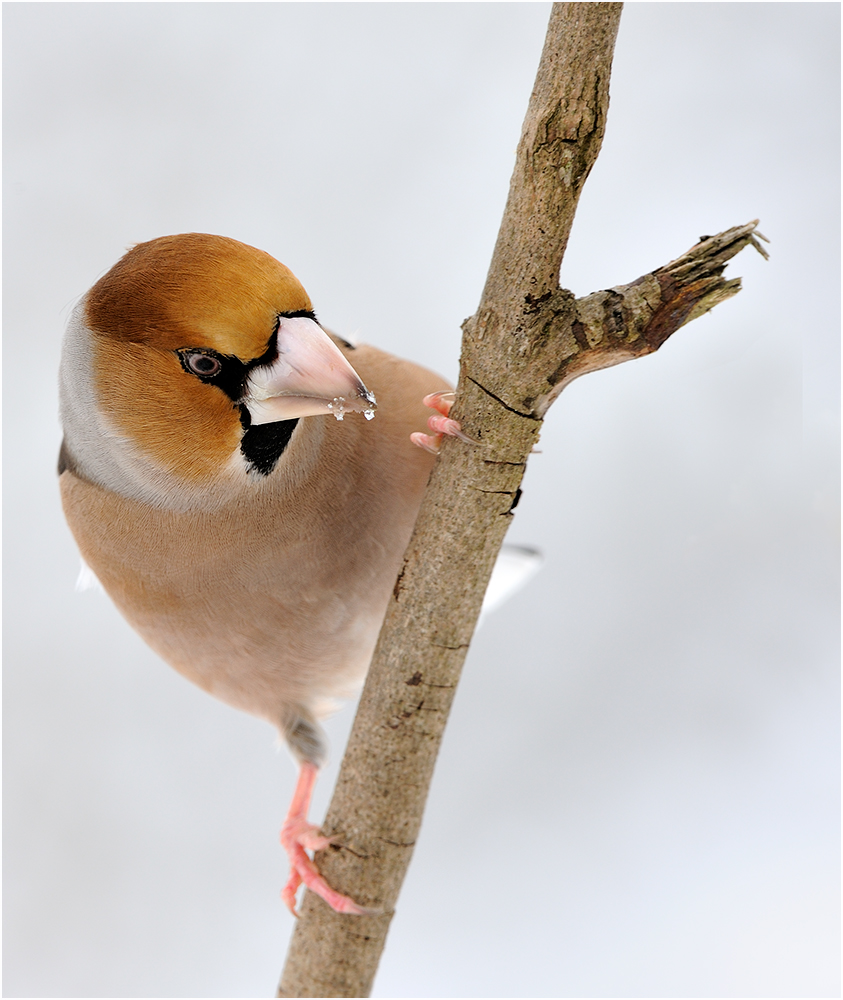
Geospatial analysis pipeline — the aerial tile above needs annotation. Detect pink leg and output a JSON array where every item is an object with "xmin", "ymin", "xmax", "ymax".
[
  {"xmin": 410, "ymin": 391, "xmax": 476, "ymax": 454},
  {"xmin": 280, "ymin": 761, "xmax": 372, "ymax": 917}
]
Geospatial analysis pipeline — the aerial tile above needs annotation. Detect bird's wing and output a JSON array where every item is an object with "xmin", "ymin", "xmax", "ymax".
[{"xmin": 479, "ymin": 544, "xmax": 543, "ymax": 622}]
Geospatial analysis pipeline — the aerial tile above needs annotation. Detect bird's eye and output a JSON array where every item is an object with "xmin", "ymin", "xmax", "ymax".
[{"xmin": 185, "ymin": 353, "xmax": 221, "ymax": 377}]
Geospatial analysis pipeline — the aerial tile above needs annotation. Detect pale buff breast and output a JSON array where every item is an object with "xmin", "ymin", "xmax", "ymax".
[{"xmin": 61, "ymin": 343, "xmax": 448, "ymax": 731}]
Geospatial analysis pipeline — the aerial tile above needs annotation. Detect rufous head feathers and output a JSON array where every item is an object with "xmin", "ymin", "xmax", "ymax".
[{"xmin": 67, "ymin": 234, "xmax": 374, "ymax": 492}]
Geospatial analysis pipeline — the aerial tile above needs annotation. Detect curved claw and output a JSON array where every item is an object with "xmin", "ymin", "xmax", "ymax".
[
  {"xmin": 422, "ymin": 390, "xmax": 456, "ymax": 413},
  {"xmin": 427, "ymin": 413, "xmax": 478, "ymax": 445},
  {"xmin": 410, "ymin": 431, "xmax": 441, "ymax": 455},
  {"xmin": 281, "ymin": 867, "xmax": 303, "ymax": 915}
]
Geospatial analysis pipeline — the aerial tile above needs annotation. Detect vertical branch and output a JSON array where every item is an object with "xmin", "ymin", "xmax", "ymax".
[
  {"xmin": 488, "ymin": 1, "xmax": 619, "ymax": 296},
  {"xmin": 460, "ymin": 2, "xmax": 622, "ymax": 417},
  {"xmin": 278, "ymin": 5, "xmax": 623, "ymax": 997}
]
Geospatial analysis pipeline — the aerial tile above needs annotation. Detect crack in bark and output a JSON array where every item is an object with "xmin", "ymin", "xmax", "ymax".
[
  {"xmin": 329, "ymin": 843, "xmax": 372, "ymax": 861},
  {"xmin": 466, "ymin": 375, "xmax": 538, "ymax": 419}
]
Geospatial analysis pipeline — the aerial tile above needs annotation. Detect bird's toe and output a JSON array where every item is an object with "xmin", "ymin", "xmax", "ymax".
[
  {"xmin": 281, "ymin": 819, "xmax": 372, "ymax": 916},
  {"xmin": 410, "ymin": 391, "xmax": 476, "ymax": 453}
]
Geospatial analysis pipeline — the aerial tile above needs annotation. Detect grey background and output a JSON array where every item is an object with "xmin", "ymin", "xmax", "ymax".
[{"xmin": 4, "ymin": 3, "xmax": 839, "ymax": 997}]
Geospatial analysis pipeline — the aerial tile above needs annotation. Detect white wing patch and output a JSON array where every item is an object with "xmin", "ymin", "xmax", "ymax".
[
  {"xmin": 479, "ymin": 545, "xmax": 543, "ymax": 622},
  {"xmin": 75, "ymin": 559, "xmax": 105, "ymax": 594}
]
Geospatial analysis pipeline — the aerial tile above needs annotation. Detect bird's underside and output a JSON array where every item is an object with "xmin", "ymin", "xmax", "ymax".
[{"xmin": 61, "ymin": 342, "xmax": 450, "ymax": 755}]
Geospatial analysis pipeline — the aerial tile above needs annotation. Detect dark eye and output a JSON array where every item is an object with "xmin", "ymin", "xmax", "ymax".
[{"xmin": 185, "ymin": 353, "xmax": 221, "ymax": 377}]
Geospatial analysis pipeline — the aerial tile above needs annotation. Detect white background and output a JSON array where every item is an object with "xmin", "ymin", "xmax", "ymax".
[{"xmin": 4, "ymin": 3, "xmax": 839, "ymax": 997}]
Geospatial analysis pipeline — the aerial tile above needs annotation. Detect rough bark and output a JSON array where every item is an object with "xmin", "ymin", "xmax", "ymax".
[{"xmin": 278, "ymin": 4, "xmax": 765, "ymax": 996}]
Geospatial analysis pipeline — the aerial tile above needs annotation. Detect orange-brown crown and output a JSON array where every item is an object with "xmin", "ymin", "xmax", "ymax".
[{"xmin": 86, "ymin": 233, "xmax": 312, "ymax": 355}]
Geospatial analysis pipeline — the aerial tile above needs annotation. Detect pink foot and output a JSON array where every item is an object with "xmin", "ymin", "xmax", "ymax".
[
  {"xmin": 280, "ymin": 762, "xmax": 373, "ymax": 917},
  {"xmin": 410, "ymin": 391, "xmax": 476, "ymax": 454}
]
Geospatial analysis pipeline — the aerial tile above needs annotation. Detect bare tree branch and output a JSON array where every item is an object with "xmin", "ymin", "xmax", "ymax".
[
  {"xmin": 541, "ymin": 219, "xmax": 769, "ymax": 397},
  {"xmin": 278, "ymin": 4, "xmax": 764, "ymax": 996}
]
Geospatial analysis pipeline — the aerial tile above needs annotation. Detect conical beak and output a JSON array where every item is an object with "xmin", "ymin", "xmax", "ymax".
[{"xmin": 243, "ymin": 316, "xmax": 377, "ymax": 424}]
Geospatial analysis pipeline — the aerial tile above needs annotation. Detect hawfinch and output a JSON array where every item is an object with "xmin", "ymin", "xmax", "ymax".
[{"xmin": 58, "ymin": 233, "xmax": 473, "ymax": 915}]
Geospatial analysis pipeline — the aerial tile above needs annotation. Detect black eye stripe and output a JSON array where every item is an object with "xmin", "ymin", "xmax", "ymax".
[
  {"xmin": 176, "ymin": 347, "xmax": 251, "ymax": 401},
  {"xmin": 173, "ymin": 310, "xmax": 319, "ymax": 402}
]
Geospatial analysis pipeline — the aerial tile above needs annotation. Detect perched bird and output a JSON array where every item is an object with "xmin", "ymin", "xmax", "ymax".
[{"xmin": 58, "ymin": 232, "xmax": 475, "ymax": 915}]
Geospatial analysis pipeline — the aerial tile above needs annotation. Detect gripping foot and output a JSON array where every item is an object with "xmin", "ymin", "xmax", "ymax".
[
  {"xmin": 280, "ymin": 762, "xmax": 373, "ymax": 916},
  {"xmin": 410, "ymin": 391, "xmax": 477, "ymax": 454}
]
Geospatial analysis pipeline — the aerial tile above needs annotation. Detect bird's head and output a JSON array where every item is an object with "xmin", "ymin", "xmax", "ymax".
[{"xmin": 62, "ymin": 233, "xmax": 376, "ymax": 497}]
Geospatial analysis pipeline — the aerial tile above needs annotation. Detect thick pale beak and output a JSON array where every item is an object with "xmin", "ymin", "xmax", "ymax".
[{"xmin": 243, "ymin": 316, "xmax": 377, "ymax": 425}]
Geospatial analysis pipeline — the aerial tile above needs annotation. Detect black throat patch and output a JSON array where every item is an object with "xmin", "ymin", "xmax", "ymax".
[{"xmin": 239, "ymin": 411, "xmax": 299, "ymax": 476}]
